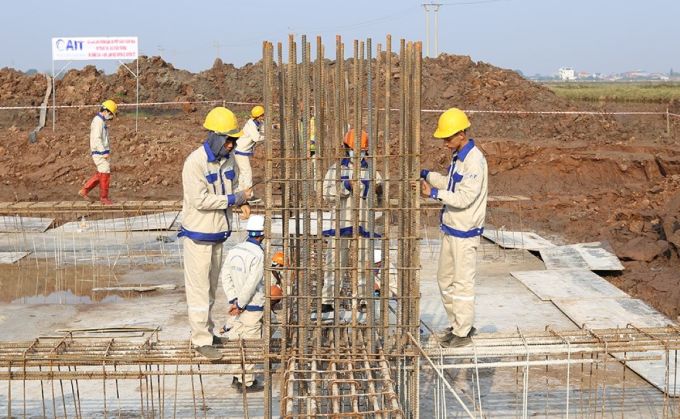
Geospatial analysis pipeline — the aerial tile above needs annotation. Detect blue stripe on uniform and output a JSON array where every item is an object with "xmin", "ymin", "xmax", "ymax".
[
  {"xmin": 322, "ymin": 226, "xmax": 381, "ymax": 238},
  {"xmin": 440, "ymin": 224, "xmax": 484, "ymax": 238},
  {"xmin": 178, "ymin": 228, "xmax": 231, "ymax": 242}
]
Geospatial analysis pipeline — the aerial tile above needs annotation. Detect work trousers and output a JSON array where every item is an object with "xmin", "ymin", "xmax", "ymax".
[
  {"xmin": 234, "ymin": 154, "xmax": 253, "ymax": 190},
  {"xmin": 322, "ymin": 238, "xmax": 367, "ymax": 305},
  {"xmin": 92, "ymin": 154, "xmax": 110, "ymax": 173},
  {"xmin": 437, "ymin": 234, "xmax": 480, "ymax": 337},
  {"xmin": 183, "ymin": 238, "xmax": 223, "ymax": 346},
  {"xmin": 228, "ymin": 309, "xmax": 263, "ymax": 385}
]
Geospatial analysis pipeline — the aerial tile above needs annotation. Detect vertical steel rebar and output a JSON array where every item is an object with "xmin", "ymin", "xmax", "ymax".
[{"xmin": 263, "ymin": 39, "xmax": 274, "ymax": 419}]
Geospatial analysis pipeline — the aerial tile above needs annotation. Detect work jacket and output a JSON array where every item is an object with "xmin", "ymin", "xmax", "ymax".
[
  {"xmin": 235, "ymin": 119, "xmax": 264, "ymax": 156},
  {"xmin": 179, "ymin": 142, "xmax": 242, "ymax": 243},
  {"xmin": 89, "ymin": 113, "xmax": 110, "ymax": 156},
  {"xmin": 221, "ymin": 238, "xmax": 265, "ymax": 311},
  {"xmin": 322, "ymin": 158, "xmax": 383, "ymax": 237},
  {"xmin": 426, "ymin": 139, "xmax": 488, "ymax": 238}
]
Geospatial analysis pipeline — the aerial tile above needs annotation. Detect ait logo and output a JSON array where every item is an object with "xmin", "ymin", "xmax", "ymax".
[{"xmin": 55, "ymin": 39, "xmax": 84, "ymax": 51}]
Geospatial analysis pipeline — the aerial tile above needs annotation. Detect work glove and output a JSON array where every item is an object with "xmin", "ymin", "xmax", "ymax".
[
  {"xmin": 232, "ymin": 188, "xmax": 254, "ymax": 206},
  {"xmin": 420, "ymin": 169, "xmax": 430, "ymax": 179}
]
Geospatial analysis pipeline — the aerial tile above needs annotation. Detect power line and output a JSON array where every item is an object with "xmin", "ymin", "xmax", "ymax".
[{"xmin": 423, "ymin": 0, "xmax": 513, "ymax": 57}]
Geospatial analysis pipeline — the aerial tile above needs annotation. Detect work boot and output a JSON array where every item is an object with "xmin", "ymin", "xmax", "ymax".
[
  {"xmin": 434, "ymin": 326, "xmax": 453, "ymax": 342},
  {"xmin": 212, "ymin": 335, "xmax": 229, "ymax": 345},
  {"xmin": 99, "ymin": 173, "xmax": 113, "ymax": 205},
  {"xmin": 78, "ymin": 188, "xmax": 92, "ymax": 202},
  {"xmin": 79, "ymin": 173, "xmax": 100, "ymax": 202},
  {"xmin": 440, "ymin": 327, "xmax": 477, "ymax": 349},
  {"xmin": 232, "ymin": 378, "xmax": 263, "ymax": 393},
  {"xmin": 195, "ymin": 345, "xmax": 223, "ymax": 360}
]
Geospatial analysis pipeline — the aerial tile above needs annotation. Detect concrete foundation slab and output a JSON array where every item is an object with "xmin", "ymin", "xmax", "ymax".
[
  {"xmin": 553, "ymin": 297, "xmax": 678, "ymax": 396},
  {"xmin": 0, "ymin": 215, "xmax": 53, "ymax": 232},
  {"xmin": 511, "ymin": 268, "xmax": 628, "ymax": 301},
  {"xmin": 0, "ymin": 251, "xmax": 30, "ymax": 264},
  {"xmin": 58, "ymin": 211, "xmax": 179, "ymax": 233},
  {"xmin": 482, "ymin": 228, "xmax": 555, "ymax": 251},
  {"xmin": 540, "ymin": 242, "xmax": 624, "ymax": 271}
]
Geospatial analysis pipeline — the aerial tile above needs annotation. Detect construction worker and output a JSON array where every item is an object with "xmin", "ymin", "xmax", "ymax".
[
  {"xmin": 78, "ymin": 99, "xmax": 117, "ymax": 205},
  {"xmin": 420, "ymin": 108, "xmax": 488, "ymax": 348},
  {"xmin": 318, "ymin": 129, "xmax": 383, "ymax": 316},
  {"xmin": 270, "ymin": 251, "xmax": 285, "ymax": 308},
  {"xmin": 180, "ymin": 106, "xmax": 253, "ymax": 360},
  {"xmin": 221, "ymin": 215, "xmax": 267, "ymax": 392},
  {"xmin": 371, "ymin": 249, "xmax": 398, "ymax": 299},
  {"xmin": 234, "ymin": 105, "xmax": 265, "ymax": 205}
]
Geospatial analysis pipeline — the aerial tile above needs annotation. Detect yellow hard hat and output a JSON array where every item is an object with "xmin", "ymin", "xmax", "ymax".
[
  {"xmin": 101, "ymin": 99, "xmax": 118, "ymax": 115},
  {"xmin": 433, "ymin": 108, "xmax": 471, "ymax": 139},
  {"xmin": 203, "ymin": 107, "xmax": 243, "ymax": 137},
  {"xmin": 251, "ymin": 105, "xmax": 265, "ymax": 118}
]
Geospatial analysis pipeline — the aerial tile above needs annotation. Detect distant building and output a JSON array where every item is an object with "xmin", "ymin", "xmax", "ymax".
[{"xmin": 558, "ymin": 67, "xmax": 576, "ymax": 81}]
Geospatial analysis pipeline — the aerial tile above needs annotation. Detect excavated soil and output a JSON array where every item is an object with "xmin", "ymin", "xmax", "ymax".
[{"xmin": 0, "ymin": 54, "xmax": 679, "ymax": 321}]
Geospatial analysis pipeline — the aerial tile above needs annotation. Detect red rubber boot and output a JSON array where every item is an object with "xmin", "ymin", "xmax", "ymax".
[
  {"xmin": 78, "ymin": 173, "xmax": 100, "ymax": 201},
  {"xmin": 99, "ymin": 173, "xmax": 113, "ymax": 205}
]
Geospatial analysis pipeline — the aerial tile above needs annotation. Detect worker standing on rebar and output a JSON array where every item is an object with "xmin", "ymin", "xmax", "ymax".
[
  {"xmin": 180, "ymin": 106, "xmax": 253, "ymax": 361},
  {"xmin": 421, "ymin": 108, "xmax": 488, "ymax": 348},
  {"xmin": 234, "ymin": 105, "xmax": 265, "ymax": 206},
  {"xmin": 318, "ymin": 129, "xmax": 383, "ymax": 316},
  {"xmin": 78, "ymin": 99, "xmax": 117, "ymax": 205},
  {"xmin": 221, "ymin": 214, "xmax": 266, "ymax": 392}
]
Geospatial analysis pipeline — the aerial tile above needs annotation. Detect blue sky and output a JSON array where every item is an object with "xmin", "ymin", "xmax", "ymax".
[{"xmin": 2, "ymin": 0, "xmax": 678, "ymax": 76}]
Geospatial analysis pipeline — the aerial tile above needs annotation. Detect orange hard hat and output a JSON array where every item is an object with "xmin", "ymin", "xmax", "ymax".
[
  {"xmin": 272, "ymin": 251, "xmax": 285, "ymax": 267},
  {"xmin": 271, "ymin": 284, "xmax": 283, "ymax": 302},
  {"xmin": 343, "ymin": 129, "xmax": 369, "ymax": 150}
]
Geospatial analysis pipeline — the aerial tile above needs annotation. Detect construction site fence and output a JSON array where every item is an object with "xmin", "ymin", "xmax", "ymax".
[{"xmin": 2, "ymin": 98, "xmax": 680, "ymax": 118}]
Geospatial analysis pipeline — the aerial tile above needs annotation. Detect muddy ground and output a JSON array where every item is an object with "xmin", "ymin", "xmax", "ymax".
[{"xmin": 0, "ymin": 54, "xmax": 678, "ymax": 322}]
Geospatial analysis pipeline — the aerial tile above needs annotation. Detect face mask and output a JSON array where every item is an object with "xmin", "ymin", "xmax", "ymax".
[
  {"xmin": 105, "ymin": 113, "xmax": 114, "ymax": 121},
  {"xmin": 348, "ymin": 150, "xmax": 355, "ymax": 158}
]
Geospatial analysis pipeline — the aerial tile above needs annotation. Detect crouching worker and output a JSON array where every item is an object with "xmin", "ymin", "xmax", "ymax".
[{"xmin": 221, "ymin": 215, "xmax": 267, "ymax": 392}]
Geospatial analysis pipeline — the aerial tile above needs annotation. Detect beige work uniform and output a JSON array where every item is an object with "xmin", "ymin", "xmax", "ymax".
[
  {"xmin": 180, "ymin": 142, "xmax": 243, "ymax": 347},
  {"xmin": 90, "ymin": 114, "xmax": 110, "ymax": 173},
  {"xmin": 321, "ymin": 158, "xmax": 382, "ymax": 305},
  {"xmin": 425, "ymin": 140, "xmax": 488, "ymax": 337},
  {"xmin": 234, "ymin": 118, "xmax": 264, "ymax": 189},
  {"xmin": 221, "ymin": 238, "xmax": 265, "ymax": 386}
]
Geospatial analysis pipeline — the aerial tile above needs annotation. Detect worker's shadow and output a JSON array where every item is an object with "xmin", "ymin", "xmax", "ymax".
[{"xmin": 440, "ymin": 325, "xmax": 499, "ymax": 408}]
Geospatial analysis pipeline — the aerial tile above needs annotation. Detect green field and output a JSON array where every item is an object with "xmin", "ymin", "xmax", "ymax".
[{"xmin": 543, "ymin": 82, "xmax": 680, "ymax": 103}]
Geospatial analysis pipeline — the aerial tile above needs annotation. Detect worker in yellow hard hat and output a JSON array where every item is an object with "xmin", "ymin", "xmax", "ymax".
[
  {"xmin": 78, "ymin": 99, "xmax": 118, "ymax": 204},
  {"xmin": 179, "ymin": 106, "xmax": 253, "ymax": 361},
  {"xmin": 420, "ymin": 107, "xmax": 488, "ymax": 349},
  {"xmin": 234, "ymin": 105, "xmax": 266, "ymax": 208},
  {"xmin": 316, "ymin": 128, "xmax": 383, "ymax": 318}
]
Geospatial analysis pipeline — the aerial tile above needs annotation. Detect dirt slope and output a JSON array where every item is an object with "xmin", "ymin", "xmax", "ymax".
[{"xmin": 0, "ymin": 54, "xmax": 678, "ymax": 320}]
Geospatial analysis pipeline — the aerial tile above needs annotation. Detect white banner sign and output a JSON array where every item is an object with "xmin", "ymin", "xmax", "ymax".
[{"xmin": 51, "ymin": 37, "xmax": 138, "ymax": 61}]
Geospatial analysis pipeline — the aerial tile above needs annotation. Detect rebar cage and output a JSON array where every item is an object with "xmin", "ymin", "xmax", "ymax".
[{"xmin": 261, "ymin": 35, "xmax": 422, "ymax": 417}]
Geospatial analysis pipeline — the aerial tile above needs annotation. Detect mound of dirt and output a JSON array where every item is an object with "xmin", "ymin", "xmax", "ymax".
[{"xmin": 0, "ymin": 53, "xmax": 679, "ymax": 321}]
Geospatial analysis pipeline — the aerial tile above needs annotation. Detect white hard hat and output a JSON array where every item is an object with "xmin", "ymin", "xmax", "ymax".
[
  {"xmin": 246, "ymin": 215, "xmax": 265, "ymax": 235},
  {"xmin": 373, "ymin": 249, "xmax": 382, "ymax": 264}
]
